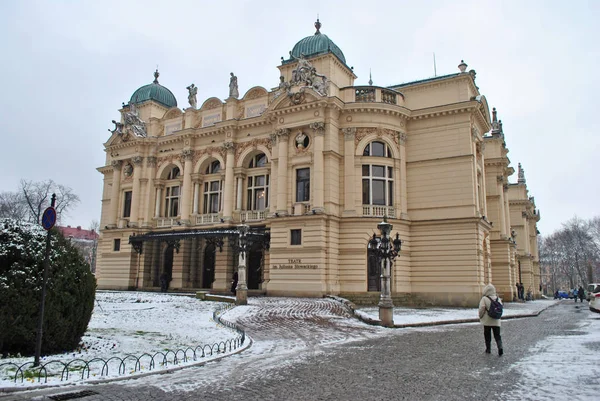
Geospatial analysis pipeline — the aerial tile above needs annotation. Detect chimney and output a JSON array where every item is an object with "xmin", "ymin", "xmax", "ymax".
[{"xmin": 77, "ymin": 226, "xmax": 81, "ymax": 230}]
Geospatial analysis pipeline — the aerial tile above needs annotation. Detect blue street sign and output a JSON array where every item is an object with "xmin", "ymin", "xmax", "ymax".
[{"xmin": 41, "ymin": 207, "xmax": 56, "ymax": 231}]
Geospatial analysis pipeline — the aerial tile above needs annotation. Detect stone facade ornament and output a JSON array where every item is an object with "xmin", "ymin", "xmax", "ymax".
[
  {"xmin": 295, "ymin": 131, "xmax": 308, "ymax": 149},
  {"xmin": 186, "ymin": 83, "xmax": 198, "ymax": 109},
  {"xmin": 398, "ymin": 132, "xmax": 407, "ymax": 145},
  {"xmin": 109, "ymin": 120, "xmax": 124, "ymax": 135},
  {"xmin": 122, "ymin": 103, "xmax": 147, "ymax": 138},
  {"xmin": 181, "ymin": 149, "xmax": 194, "ymax": 160},
  {"xmin": 275, "ymin": 53, "xmax": 330, "ymax": 102},
  {"xmin": 309, "ymin": 122, "xmax": 325, "ymax": 134},
  {"xmin": 123, "ymin": 163, "xmax": 134, "ymax": 177},
  {"xmin": 269, "ymin": 133, "xmax": 278, "ymax": 145},
  {"xmin": 222, "ymin": 141, "xmax": 235, "ymax": 152},
  {"xmin": 275, "ymin": 128, "xmax": 290, "ymax": 139},
  {"xmin": 518, "ymin": 163, "xmax": 526, "ymax": 184},
  {"xmin": 146, "ymin": 156, "xmax": 157, "ymax": 167},
  {"xmin": 132, "ymin": 156, "xmax": 144, "ymax": 165},
  {"xmin": 229, "ymin": 73, "xmax": 239, "ymax": 99},
  {"xmin": 111, "ymin": 160, "xmax": 123, "ymax": 169},
  {"xmin": 342, "ymin": 127, "xmax": 356, "ymax": 140}
]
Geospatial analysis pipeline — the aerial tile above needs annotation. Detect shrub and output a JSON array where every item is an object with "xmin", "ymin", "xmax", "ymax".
[{"xmin": 0, "ymin": 218, "xmax": 96, "ymax": 356}]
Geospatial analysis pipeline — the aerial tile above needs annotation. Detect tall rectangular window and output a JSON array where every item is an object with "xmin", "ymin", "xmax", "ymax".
[
  {"xmin": 164, "ymin": 186, "xmax": 180, "ymax": 217},
  {"xmin": 296, "ymin": 168, "xmax": 310, "ymax": 202},
  {"xmin": 247, "ymin": 175, "xmax": 269, "ymax": 210},
  {"xmin": 291, "ymin": 229, "xmax": 302, "ymax": 245},
  {"xmin": 113, "ymin": 239, "xmax": 121, "ymax": 252},
  {"xmin": 203, "ymin": 180, "xmax": 222, "ymax": 214},
  {"xmin": 123, "ymin": 191, "xmax": 132, "ymax": 218}
]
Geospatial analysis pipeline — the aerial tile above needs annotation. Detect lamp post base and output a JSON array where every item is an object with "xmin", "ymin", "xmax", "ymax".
[
  {"xmin": 236, "ymin": 289, "xmax": 248, "ymax": 305},
  {"xmin": 379, "ymin": 305, "xmax": 394, "ymax": 327}
]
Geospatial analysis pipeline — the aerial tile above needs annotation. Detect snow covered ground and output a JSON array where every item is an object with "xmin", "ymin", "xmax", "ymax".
[
  {"xmin": 356, "ymin": 299, "xmax": 557, "ymax": 326},
  {"xmin": 0, "ymin": 291, "xmax": 242, "ymax": 388}
]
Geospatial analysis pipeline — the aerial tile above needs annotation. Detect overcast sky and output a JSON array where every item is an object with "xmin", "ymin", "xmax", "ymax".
[{"xmin": 1, "ymin": 0, "xmax": 598, "ymax": 235}]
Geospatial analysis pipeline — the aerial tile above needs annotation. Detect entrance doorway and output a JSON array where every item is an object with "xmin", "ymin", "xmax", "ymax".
[
  {"xmin": 247, "ymin": 243, "xmax": 263, "ymax": 290},
  {"xmin": 367, "ymin": 249, "xmax": 381, "ymax": 292},
  {"xmin": 162, "ymin": 246, "xmax": 174, "ymax": 291},
  {"xmin": 203, "ymin": 243, "xmax": 216, "ymax": 289}
]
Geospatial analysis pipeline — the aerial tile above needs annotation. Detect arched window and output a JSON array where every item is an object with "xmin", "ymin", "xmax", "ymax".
[
  {"xmin": 164, "ymin": 166, "xmax": 180, "ymax": 217},
  {"xmin": 363, "ymin": 141, "xmax": 392, "ymax": 158},
  {"xmin": 246, "ymin": 153, "xmax": 269, "ymax": 211},
  {"xmin": 205, "ymin": 160, "xmax": 221, "ymax": 174},
  {"xmin": 203, "ymin": 160, "xmax": 222, "ymax": 214}
]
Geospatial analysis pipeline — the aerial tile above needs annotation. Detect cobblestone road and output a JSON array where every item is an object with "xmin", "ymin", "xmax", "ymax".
[{"xmin": 2, "ymin": 300, "xmax": 596, "ymax": 401}]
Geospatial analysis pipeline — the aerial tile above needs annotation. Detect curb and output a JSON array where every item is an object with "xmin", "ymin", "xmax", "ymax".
[{"xmin": 328, "ymin": 295, "xmax": 560, "ymax": 328}]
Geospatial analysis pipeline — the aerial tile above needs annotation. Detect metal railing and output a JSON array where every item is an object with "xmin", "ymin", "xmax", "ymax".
[{"xmin": 0, "ymin": 304, "xmax": 245, "ymax": 384}]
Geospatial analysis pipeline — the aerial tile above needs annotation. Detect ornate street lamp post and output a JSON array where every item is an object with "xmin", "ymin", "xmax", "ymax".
[
  {"xmin": 368, "ymin": 216, "xmax": 402, "ymax": 327},
  {"xmin": 236, "ymin": 223, "xmax": 249, "ymax": 305}
]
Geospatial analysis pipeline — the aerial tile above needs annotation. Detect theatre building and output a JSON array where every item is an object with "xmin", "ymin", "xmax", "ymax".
[{"xmin": 96, "ymin": 20, "xmax": 541, "ymax": 306}]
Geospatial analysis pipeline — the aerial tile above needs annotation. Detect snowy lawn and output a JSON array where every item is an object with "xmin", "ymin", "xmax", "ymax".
[
  {"xmin": 356, "ymin": 299, "xmax": 560, "ymax": 326},
  {"xmin": 0, "ymin": 291, "xmax": 242, "ymax": 388}
]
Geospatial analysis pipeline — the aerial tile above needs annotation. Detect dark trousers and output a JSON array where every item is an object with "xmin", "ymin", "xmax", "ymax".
[{"xmin": 484, "ymin": 326, "xmax": 503, "ymax": 351}]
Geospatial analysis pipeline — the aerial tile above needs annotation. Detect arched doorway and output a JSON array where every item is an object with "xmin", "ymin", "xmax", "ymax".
[
  {"xmin": 203, "ymin": 243, "xmax": 216, "ymax": 289},
  {"xmin": 367, "ymin": 248, "xmax": 381, "ymax": 292},
  {"xmin": 247, "ymin": 243, "xmax": 263, "ymax": 290}
]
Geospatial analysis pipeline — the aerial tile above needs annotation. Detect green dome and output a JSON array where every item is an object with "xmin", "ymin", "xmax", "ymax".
[
  {"xmin": 289, "ymin": 19, "xmax": 346, "ymax": 65},
  {"xmin": 130, "ymin": 70, "xmax": 177, "ymax": 108}
]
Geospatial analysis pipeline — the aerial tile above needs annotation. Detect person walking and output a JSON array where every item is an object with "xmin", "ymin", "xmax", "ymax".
[
  {"xmin": 479, "ymin": 283, "xmax": 503, "ymax": 356},
  {"xmin": 578, "ymin": 286, "xmax": 585, "ymax": 303}
]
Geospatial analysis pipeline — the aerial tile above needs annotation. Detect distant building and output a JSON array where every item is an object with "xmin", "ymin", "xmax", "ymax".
[
  {"xmin": 96, "ymin": 20, "xmax": 541, "ymax": 305},
  {"xmin": 57, "ymin": 225, "xmax": 99, "ymax": 272}
]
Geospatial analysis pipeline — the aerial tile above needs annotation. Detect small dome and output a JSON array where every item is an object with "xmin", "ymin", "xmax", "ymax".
[
  {"xmin": 129, "ymin": 70, "xmax": 177, "ymax": 108},
  {"xmin": 289, "ymin": 19, "xmax": 346, "ymax": 65}
]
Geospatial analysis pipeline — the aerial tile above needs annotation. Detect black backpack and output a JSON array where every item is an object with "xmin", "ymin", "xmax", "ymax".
[{"xmin": 486, "ymin": 296, "xmax": 503, "ymax": 319}]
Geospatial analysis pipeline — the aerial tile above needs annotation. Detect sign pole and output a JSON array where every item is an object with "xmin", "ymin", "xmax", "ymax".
[{"xmin": 34, "ymin": 193, "xmax": 56, "ymax": 366}]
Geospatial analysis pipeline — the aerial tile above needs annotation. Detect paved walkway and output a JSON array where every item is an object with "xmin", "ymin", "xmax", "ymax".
[{"xmin": 0, "ymin": 297, "xmax": 569, "ymax": 400}]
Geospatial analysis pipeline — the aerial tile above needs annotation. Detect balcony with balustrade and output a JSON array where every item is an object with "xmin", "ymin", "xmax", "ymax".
[
  {"xmin": 362, "ymin": 205, "xmax": 396, "ymax": 218},
  {"xmin": 340, "ymin": 86, "xmax": 405, "ymax": 107}
]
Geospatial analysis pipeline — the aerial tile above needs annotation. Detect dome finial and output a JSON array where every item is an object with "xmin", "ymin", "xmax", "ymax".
[
  {"xmin": 153, "ymin": 69, "xmax": 160, "ymax": 84},
  {"xmin": 314, "ymin": 16, "xmax": 321, "ymax": 35},
  {"xmin": 368, "ymin": 69, "xmax": 373, "ymax": 86}
]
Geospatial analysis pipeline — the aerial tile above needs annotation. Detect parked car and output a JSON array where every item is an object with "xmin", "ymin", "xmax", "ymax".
[
  {"xmin": 588, "ymin": 283, "xmax": 600, "ymax": 314},
  {"xmin": 587, "ymin": 283, "xmax": 598, "ymax": 302},
  {"xmin": 556, "ymin": 290, "xmax": 569, "ymax": 299}
]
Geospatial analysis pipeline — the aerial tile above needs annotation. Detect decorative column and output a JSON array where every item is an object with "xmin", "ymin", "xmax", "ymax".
[
  {"xmin": 235, "ymin": 174, "xmax": 244, "ymax": 211},
  {"xmin": 192, "ymin": 174, "xmax": 201, "ymax": 215},
  {"xmin": 222, "ymin": 141, "xmax": 235, "ymax": 221},
  {"xmin": 180, "ymin": 149, "xmax": 194, "ymax": 225},
  {"xmin": 143, "ymin": 156, "xmax": 157, "ymax": 227},
  {"xmin": 235, "ymin": 223, "xmax": 249, "ymax": 305},
  {"xmin": 342, "ymin": 127, "xmax": 356, "ymax": 215},
  {"xmin": 309, "ymin": 122, "xmax": 325, "ymax": 213},
  {"xmin": 269, "ymin": 133, "xmax": 278, "ymax": 214},
  {"xmin": 129, "ymin": 156, "xmax": 144, "ymax": 227},
  {"xmin": 108, "ymin": 160, "xmax": 123, "ymax": 228},
  {"xmin": 275, "ymin": 128, "xmax": 290, "ymax": 215},
  {"xmin": 154, "ymin": 181, "xmax": 164, "ymax": 218},
  {"xmin": 398, "ymin": 132, "xmax": 408, "ymax": 219}
]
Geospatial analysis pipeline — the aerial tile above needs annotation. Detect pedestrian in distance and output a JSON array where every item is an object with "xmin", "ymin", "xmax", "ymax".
[
  {"xmin": 159, "ymin": 272, "xmax": 169, "ymax": 293},
  {"xmin": 231, "ymin": 271, "xmax": 239, "ymax": 295},
  {"xmin": 578, "ymin": 286, "xmax": 585, "ymax": 303},
  {"xmin": 479, "ymin": 283, "xmax": 504, "ymax": 356}
]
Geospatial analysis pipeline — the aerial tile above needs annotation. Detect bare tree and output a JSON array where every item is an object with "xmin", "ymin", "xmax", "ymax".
[
  {"xmin": 20, "ymin": 179, "xmax": 80, "ymax": 224},
  {"xmin": 88, "ymin": 219, "xmax": 99, "ymax": 273},
  {"xmin": 0, "ymin": 191, "xmax": 27, "ymax": 221}
]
